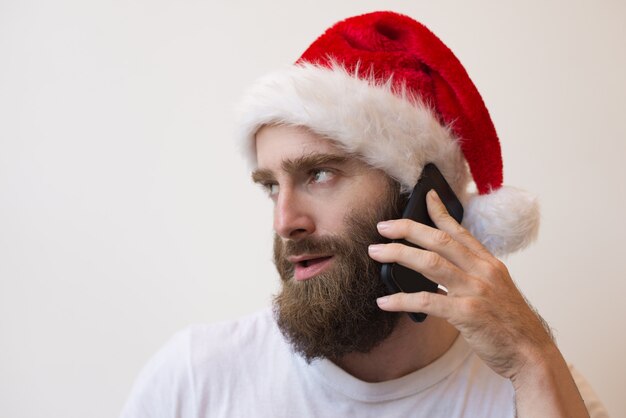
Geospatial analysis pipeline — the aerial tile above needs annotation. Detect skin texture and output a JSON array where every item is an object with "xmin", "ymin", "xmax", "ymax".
[{"xmin": 254, "ymin": 124, "xmax": 590, "ymax": 416}]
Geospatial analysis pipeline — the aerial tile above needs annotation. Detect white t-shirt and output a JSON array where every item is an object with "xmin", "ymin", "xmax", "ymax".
[{"xmin": 121, "ymin": 309, "xmax": 609, "ymax": 417}]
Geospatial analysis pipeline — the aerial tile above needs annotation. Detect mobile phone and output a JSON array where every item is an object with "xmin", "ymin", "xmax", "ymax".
[{"xmin": 380, "ymin": 163, "xmax": 464, "ymax": 323}]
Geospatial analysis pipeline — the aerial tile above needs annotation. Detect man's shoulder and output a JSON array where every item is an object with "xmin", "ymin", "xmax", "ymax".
[
  {"xmin": 143, "ymin": 309, "xmax": 284, "ymax": 379},
  {"xmin": 120, "ymin": 308, "xmax": 288, "ymax": 417},
  {"xmin": 175, "ymin": 308, "xmax": 292, "ymax": 377},
  {"xmin": 185, "ymin": 308, "xmax": 284, "ymax": 361}
]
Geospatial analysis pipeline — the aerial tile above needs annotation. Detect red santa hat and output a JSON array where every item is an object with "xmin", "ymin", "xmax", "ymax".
[{"xmin": 237, "ymin": 11, "xmax": 539, "ymax": 256}]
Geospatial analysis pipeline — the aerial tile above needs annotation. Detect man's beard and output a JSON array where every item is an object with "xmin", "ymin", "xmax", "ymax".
[{"xmin": 272, "ymin": 181, "xmax": 407, "ymax": 363}]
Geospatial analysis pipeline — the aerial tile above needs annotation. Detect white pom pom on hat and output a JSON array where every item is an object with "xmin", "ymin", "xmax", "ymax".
[
  {"xmin": 236, "ymin": 11, "xmax": 540, "ymax": 256},
  {"xmin": 464, "ymin": 187, "xmax": 540, "ymax": 257}
]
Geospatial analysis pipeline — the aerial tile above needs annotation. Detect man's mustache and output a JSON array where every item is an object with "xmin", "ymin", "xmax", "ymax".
[{"xmin": 276, "ymin": 235, "xmax": 346, "ymax": 258}]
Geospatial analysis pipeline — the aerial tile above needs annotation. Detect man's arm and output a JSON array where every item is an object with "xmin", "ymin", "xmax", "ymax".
[{"xmin": 368, "ymin": 190, "xmax": 589, "ymax": 418}]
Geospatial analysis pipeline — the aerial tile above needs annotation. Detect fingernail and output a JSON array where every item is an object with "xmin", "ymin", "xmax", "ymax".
[
  {"xmin": 428, "ymin": 189, "xmax": 440, "ymax": 201},
  {"xmin": 368, "ymin": 244, "xmax": 382, "ymax": 253},
  {"xmin": 376, "ymin": 296, "xmax": 389, "ymax": 306},
  {"xmin": 377, "ymin": 221, "xmax": 391, "ymax": 230}
]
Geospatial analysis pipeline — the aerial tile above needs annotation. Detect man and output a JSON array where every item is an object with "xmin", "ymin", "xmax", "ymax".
[{"xmin": 121, "ymin": 11, "xmax": 608, "ymax": 417}]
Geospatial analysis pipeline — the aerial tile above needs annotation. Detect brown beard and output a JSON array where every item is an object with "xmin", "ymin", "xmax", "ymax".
[{"xmin": 272, "ymin": 180, "xmax": 407, "ymax": 363}]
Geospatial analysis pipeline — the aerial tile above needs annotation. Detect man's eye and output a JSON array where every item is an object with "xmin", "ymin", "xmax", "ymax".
[
  {"xmin": 311, "ymin": 169, "xmax": 334, "ymax": 184},
  {"xmin": 263, "ymin": 183, "xmax": 279, "ymax": 196}
]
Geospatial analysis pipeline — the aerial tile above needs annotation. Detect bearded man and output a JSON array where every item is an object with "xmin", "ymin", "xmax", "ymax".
[{"xmin": 121, "ymin": 11, "xmax": 608, "ymax": 418}]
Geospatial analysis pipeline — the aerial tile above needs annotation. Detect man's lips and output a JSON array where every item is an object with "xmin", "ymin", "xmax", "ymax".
[{"xmin": 288, "ymin": 255, "xmax": 334, "ymax": 281}]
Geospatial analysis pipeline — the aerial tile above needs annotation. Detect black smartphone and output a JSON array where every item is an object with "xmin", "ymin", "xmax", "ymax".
[{"xmin": 380, "ymin": 163, "xmax": 464, "ymax": 323}]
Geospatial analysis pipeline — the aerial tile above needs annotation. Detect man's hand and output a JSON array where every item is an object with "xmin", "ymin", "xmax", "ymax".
[{"xmin": 368, "ymin": 190, "xmax": 589, "ymax": 418}]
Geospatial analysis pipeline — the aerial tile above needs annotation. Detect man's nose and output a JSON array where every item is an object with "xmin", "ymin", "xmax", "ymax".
[{"xmin": 273, "ymin": 187, "xmax": 315, "ymax": 240}]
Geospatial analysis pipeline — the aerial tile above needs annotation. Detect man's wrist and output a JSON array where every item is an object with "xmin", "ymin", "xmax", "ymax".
[
  {"xmin": 511, "ymin": 343, "xmax": 589, "ymax": 418},
  {"xmin": 511, "ymin": 342, "xmax": 562, "ymax": 391}
]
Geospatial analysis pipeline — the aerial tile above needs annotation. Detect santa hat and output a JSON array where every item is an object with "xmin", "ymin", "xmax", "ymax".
[{"xmin": 236, "ymin": 11, "xmax": 539, "ymax": 256}]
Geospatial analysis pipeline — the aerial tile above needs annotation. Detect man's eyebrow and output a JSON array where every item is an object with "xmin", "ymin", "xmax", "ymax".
[
  {"xmin": 251, "ymin": 168, "xmax": 274, "ymax": 184},
  {"xmin": 282, "ymin": 153, "xmax": 349, "ymax": 173},
  {"xmin": 251, "ymin": 153, "xmax": 350, "ymax": 184}
]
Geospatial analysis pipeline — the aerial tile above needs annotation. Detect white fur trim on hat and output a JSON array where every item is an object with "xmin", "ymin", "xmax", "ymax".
[
  {"xmin": 236, "ymin": 62, "xmax": 470, "ymax": 197},
  {"xmin": 236, "ymin": 62, "xmax": 539, "ymax": 256}
]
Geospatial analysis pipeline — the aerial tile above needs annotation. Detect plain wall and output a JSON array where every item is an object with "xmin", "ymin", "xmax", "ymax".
[{"xmin": 1, "ymin": 1, "xmax": 624, "ymax": 417}]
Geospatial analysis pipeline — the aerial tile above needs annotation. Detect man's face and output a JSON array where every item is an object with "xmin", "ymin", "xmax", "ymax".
[{"xmin": 253, "ymin": 124, "xmax": 404, "ymax": 362}]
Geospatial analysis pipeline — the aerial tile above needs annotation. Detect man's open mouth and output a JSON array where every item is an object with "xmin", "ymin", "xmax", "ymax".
[
  {"xmin": 291, "ymin": 255, "xmax": 334, "ymax": 281},
  {"xmin": 298, "ymin": 256, "xmax": 333, "ymax": 268}
]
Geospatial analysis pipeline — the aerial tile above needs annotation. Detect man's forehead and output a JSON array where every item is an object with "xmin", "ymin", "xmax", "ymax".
[
  {"xmin": 253, "ymin": 124, "xmax": 359, "ymax": 172},
  {"xmin": 255, "ymin": 124, "xmax": 342, "ymax": 154}
]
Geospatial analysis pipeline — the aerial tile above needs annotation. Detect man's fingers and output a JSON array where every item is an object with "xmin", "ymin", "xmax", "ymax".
[
  {"xmin": 376, "ymin": 291, "xmax": 453, "ymax": 319},
  {"xmin": 376, "ymin": 218, "xmax": 481, "ymax": 274},
  {"xmin": 426, "ymin": 190, "xmax": 493, "ymax": 260},
  {"xmin": 368, "ymin": 243, "xmax": 468, "ymax": 290}
]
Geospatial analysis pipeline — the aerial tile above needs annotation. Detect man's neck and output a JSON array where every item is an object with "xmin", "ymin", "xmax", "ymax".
[{"xmin": 333, "ymin": 315, "xmax": 459, "ymax": 383}]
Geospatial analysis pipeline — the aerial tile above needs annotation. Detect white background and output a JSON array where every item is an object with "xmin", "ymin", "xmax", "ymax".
[{"xmin": 1, "ymin": 1, "xmax": 624, "ymax": 417}]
